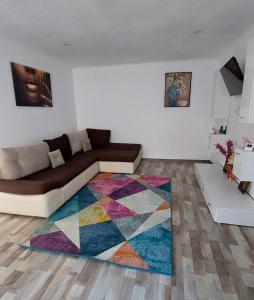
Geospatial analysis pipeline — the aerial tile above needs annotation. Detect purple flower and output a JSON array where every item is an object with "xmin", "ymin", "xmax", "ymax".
[{"xmin": 216, "ymin": 139, "xmax": 234, "ymax": 159}]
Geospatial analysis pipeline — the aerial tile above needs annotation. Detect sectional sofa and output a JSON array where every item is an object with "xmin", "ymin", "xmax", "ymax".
[{"xmin": 0, "ymin": 129, "xmax": 141, "ymax": 217}]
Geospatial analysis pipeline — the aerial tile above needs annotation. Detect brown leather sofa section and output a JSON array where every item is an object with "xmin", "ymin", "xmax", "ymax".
[
  {"xmin": 43, "ymin": 134, "xmax": 72, "ymax": 161},
  {"xmin": 0, "ymin": 142, "xmax": 141, "ymax": 195},
  {"xmin": 87, "ymin": 128, "xmax": 111, "ymax": 148},
  {"xmin": 0, "ymin": 154, "xmax": 96, "ymax": 195},
  {"xmin": 85, "ymin": 148, "xmax": 140, "ymax": 162},
  {"xmin": 105, "ymin": 143, "xmax": 141, "ymax": 151}
]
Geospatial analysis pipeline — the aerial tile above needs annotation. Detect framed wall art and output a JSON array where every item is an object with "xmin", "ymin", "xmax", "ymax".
[
  {"xmin": 11, "ymin": 62, "xmax": 53, "ymax": 107},
  {"xmin": 164, "ymin": 72, "xmax": 192, "ymax": 107}
]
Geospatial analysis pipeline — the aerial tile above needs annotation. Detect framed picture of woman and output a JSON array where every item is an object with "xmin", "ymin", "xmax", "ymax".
[{"xmin": 11, "ymin": 62, "xmax": 53, "ymax": 107}]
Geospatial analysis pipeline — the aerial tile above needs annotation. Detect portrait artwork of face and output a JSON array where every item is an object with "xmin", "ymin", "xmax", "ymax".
[{"xmin": 11, "ymin": 62, "xmax": 53, "ymax": 107}]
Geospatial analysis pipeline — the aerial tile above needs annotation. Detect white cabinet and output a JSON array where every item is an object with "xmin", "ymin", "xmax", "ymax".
[
  {"xmin": 195, "ymin": 163, "xmax": 254, "ymax": 227},
  {"xmin": 233, "ymin": 147, "xmax": 254, "ymax": 181},
  {"xmin": 239, "ymin": 40, "xmax": 254, "ymax": 123}
]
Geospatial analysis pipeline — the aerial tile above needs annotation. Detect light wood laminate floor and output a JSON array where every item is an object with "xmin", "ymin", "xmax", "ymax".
[{"xmin": 0, "ymin": 159, "xmax": 254, "ymax": 299}]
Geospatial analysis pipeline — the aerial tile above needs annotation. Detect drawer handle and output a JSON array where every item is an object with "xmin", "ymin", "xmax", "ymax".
[{"xmin": 235, "ymin": 153, "xmax": 240, "ymax": 155}]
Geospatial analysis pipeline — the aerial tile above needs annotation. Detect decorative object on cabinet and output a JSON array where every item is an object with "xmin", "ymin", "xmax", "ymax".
[
  {"xmin": 216, "ymin": 139, "xmax": 234, "ymax": 179},
  {"xmin": 219, "ymin": 126, "xmax": 224, "ymax": 134},
  {"xmin": 164, "ymin": 72, "xmax": 192, "ymax": 107},
  {"xmin": 10, "ymin": 62, "xmax": 53, "ymax": 107},
  {"xmin": 238, "ymin": 181, "xmax": 250, "ymax": 194}
]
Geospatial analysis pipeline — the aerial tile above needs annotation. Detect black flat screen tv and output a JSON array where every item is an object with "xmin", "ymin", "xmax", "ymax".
[{"xmin": 220, "ymin": 56, "xmax": 244, "ymax": 96}]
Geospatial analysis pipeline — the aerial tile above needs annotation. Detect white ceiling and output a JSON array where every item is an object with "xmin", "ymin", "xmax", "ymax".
[{"xmin": 0, "ymin": 0, "xmax": 254, "ymax": 67}]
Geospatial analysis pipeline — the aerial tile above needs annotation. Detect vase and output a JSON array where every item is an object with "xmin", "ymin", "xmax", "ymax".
[
  {"xmin": 223, "ymin": 159, "xmax": 228, "ymax": 173},
  {"xmin": 223, "ymin": 160, "xmax": 233, "ymax": 180}
]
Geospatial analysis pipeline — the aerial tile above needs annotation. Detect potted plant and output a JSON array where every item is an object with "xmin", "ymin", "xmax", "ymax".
[{"xmin": 216, "ymin": 139, "xmax": 234, "ymax": 178}]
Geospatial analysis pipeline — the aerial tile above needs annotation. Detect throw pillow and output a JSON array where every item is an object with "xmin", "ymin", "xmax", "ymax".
[
  {"xmin": 48, "ymin": 149, "xmax": 65, "ymax": 168},
  {"xmin": 67, "ymin": 131, "xmax": 82, "ymax": 155},
  {"xmin": 44, "ymin": 134, "xmax": 72, "ymax": 161},
  {"xmin": 82, "ymin": 138, "xmax": 92, "ymax": 152},
  {"xmin": 67, "ymin": 130, "xmax": 89, "ymax": 155},
  {"xmin": 86, "ymin": 128, "xmax": 111, "ymax": 148}
]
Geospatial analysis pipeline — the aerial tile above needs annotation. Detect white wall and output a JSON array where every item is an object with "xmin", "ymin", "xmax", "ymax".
[
  {"xmin": 73, "ymin": 60, "xmax": 217, "ymax": 159},
  {"xmin": 217, "ymin": 24, "xmax": 254, "ymax": 146},
  {"xmin": 0, "ymin": 36, "xmax": 77, "ymax": 148}
]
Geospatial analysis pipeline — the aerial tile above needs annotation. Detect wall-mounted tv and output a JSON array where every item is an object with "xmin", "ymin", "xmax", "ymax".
[{"xmin": 220, "ymin": 56, "xmax": 244, "ymax": 96}]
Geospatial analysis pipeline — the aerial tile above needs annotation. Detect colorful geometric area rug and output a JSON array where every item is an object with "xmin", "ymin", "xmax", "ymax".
[{"xmin": 20, "ymin": 173, "xmax": 173, "ymax": 276}]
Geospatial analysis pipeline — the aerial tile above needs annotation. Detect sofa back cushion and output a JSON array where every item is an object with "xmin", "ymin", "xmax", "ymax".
[
  {"xmin": 86, "ymin": 128, "xmax": 111, "ymax": 148},
  {"xmin": 44, "ymin": 134, "xmax": 72, "ymax": 161},
  {"xmin": 67, "ymin": 130, "xmax": 88, "ymax": 155},
  {"xmin": 0, "ymin": 142, "xmax": 50, "ymax": 180}
]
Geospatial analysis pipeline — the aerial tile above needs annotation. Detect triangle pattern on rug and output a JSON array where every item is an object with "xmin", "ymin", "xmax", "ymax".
[
  {"xmin": 109, "ymin": 180, "xmax": 147, "ymax": 200},
  {"xmin": 90, "ymin": 189, "xmax": 103, "ymax": 201},
  {"xmin": 20, "ymin": 173, "xmax": 172, "ymax": 276},
  {"xmin": 79, "ymin": 202, "xmax": 112, "ymax": 227},
  {"xmin": 30, "ymin": 231, "xmax": 80, "ymax": 254},
  {"xmin": 49, "ymin": 196, "xmax": 79, "ymax": 222},
  {"xmin": 33, "ymin": 220, "xmax": 61, "ymax": 237},
  {"xmin": 79, "ymin": 221, "xmax": 126, "ymax": 256},
  {"xmin": 149, "ymin": 186, "xmax": 171, "ymax": 203},
  {"xmin": 91, "ymin": 173, "xmax": 114, "ymax": 181},
  {"xmin": 129, "ymin": 225, "xmax": 172, "ymax": 275},
  {"xmin": 95, "ymin": 242, "xmax": 125, "ymax": 260},
  {"xmin": 55, "ymin": 213, "xmax": 80, "ymax": 248},
  {"xmin": 140, "ymin": 176, "xmax": 170, "ymax": 187},
  {"xmin": 113, "ymin": 213, "xmax": 152, "ymax": 240},
  {"xmin": 109, "ymin": 241, "xmax": 149, "ymax": 269},
  {"xmin": 78, "ymin": 187, "xmax": 99, "ymax": 211},
  {"xmin": 156, "ymin": 201, "xmax": 170, "ymax": 211},
  {"xmin": 161, "ymin": 219, "xmax": 171, "ymax": 231},
  {"xmin": 101, "ymin": 198, "xmax": 137, "ymax": 220},
  {"xmin": 117, "ymin": 189, "xmax": 164, "ymax": 214},
  {"xmin": 88, "ymin": 177, "xmax": 134, "ymax": 195},
  {"xmin": 129, "ymin": 209, "xmax": 170, "ymax": 239},
  {"xmin": 157, "ymin": 182, "xmax": 171, "ymax": 192}
]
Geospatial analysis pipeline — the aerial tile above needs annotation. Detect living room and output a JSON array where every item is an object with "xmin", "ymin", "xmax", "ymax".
[{"xmin": 0, "ymin": 1, "xmax": 254, "ymax": 299}]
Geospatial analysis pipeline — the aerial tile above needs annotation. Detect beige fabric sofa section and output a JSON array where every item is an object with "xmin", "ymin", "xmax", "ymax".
[
  {"xmin": 0, "ymin": 162, "xmax": 99, "ymax": 218},
  {"xmin": 0, "ymin": 148, "xmax": 141, "ymax": 218},
  {"xmin": 0, "ymin": 143, "xmax": 50, "ymax": 180},
  {"xmin": 99, "ymin": 150, "xmax": 142, "ymax": 174}
]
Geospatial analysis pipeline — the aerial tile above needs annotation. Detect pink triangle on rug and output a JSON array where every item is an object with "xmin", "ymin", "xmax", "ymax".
[
  {"xmin": 140, "ymin": 176, "xmax": 170, "ymax": 187},
  {"xmin": 88, "ymin": 178, "xmax": 134, "ymax": 195},
  {"xmin": 101, "ymin": 198, "xmax": 137, "ymax": 220}
]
